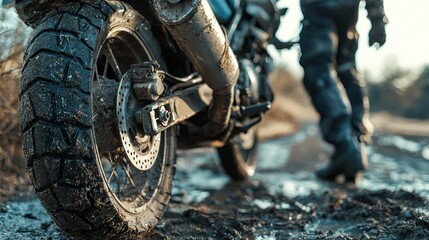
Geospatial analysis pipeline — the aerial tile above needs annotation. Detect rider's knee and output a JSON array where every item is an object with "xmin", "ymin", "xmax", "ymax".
[{"xmin": 302, "ymin": 64, "xmax": 337, "ymax": 97}]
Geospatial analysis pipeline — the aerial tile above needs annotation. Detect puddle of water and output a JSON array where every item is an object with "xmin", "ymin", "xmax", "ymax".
[
  {"xmin": 304, "ymin": 220, "xmax": 319, "ymax": 234},
  {"xmin": 253, "ymin": 199, "xmax": 274, "ymax": 210},
  {"xmin": 359, "ymin": 177, "xmax": 429, "ymax": 200},
  {"xmin": 378, "ymin": 135, "xmax": 422, "ymax": 153},
  {"xmin": 177, "ymin": 190, "xmax": 210, "ymax": 204},
  {"xmin": 173, "ymin": 131, "xmax": 315, "ymax": 203},
  {"xmin": 370, "ymin": 153, "xmax": 398, "ymax": 169},
  {"xmin": 257, "ymin": 144, "xmax": 291, "ymax": 170},
  {"xmin": 421, "ymin": 145, "xmax": 429, "ymax": 160},
  {"xmin": 254, "ymin": 171, "xmax": 326, "ymax": 198},
  {"xmin": 183, "ymin": 170, "xmax": 230, "ymax": 191},
  {"xmin": 280, "ymin": 179, "xmax": 322, "ymax": 198},
  {"xmin": 276, "ymin": 202, "xmax": 292, "ymax": 210},
  {"xmin": 415, "ymin": 207, "xmax": 429, "ymax": 216},
  {"xmin": 255, "ymin": 235, "xmax": 277, "ymax": 240},
  {"xmin": 304, "ymin": 219, "xmax": 362, "ymax": 237},
  {"xmin": 177, "ymin": 148, "xmax": 219, "ymax": 168},
  {"xmin": 363, "ymin": 150, "xmax": 429, "ymax": 199},
  {"xmin": 251, "ymin": 199, "xmax": 292, "ymax": 211}
]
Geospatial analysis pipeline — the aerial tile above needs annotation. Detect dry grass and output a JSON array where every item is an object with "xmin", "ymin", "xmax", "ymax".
[
  {"xmin": 0, "ymin": 50, "xmax": 30, "ymax": 202},
  {"xmin": 0, "ymin": 48, "xmax": 30, "ymax": 202},
  {"xmin": 0, "ymin": 11, "xmax": 30, "ymax": 201},
  {"xmin": 0, "ymin": 50, "xmax": 24, "ymax": 174}
]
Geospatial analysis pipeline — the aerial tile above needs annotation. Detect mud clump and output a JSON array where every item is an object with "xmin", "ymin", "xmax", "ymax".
[
  {"xmin": 304, "ymin": 189, "xmax": 429, "ymax": 238},
  {"xmin": 149, "ymin": 185, "xmax": 428, "ymax": 239}
]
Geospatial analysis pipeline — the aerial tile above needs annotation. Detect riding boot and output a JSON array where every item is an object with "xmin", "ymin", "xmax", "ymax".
[
  {"xmin": 316, "ymin": 136, "xmax": 368, "ymax": 182},
  {"xmin": 301, "ymin": 68, "xmax": 368, "ymax": 183}
]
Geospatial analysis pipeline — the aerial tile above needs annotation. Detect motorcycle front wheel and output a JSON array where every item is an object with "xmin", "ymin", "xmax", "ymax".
[
  {"xmin": 19, "ymin": 1, "xmax": 175, "ymax": 238},
  {"xmin": 217, "ymin": 128, "xmax": 258, "ymax": 180}
]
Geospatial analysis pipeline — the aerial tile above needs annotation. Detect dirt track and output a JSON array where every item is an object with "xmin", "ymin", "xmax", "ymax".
[{"xmin": 1, "ymin": 122, "xmax": 428, "ymax": 239}]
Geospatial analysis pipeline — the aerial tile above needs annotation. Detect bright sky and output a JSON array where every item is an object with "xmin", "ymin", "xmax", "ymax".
[{"xmin": 275, "ymin": 0, "xmax": 429, "ymax": 80}]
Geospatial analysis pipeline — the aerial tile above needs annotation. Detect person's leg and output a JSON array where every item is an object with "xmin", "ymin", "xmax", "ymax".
[
  {"xmin": 299, "ymin": 4, "xmax": 351, "ymax": 145},
  {"xmin": 299, "ymin": 2, "xmax": 366, "ymax": 182},
  {"xmin": 335, "ymin": 1, "xmax": 374, "ymax": 143},
  {"xmin": 337, "ymin": 68, "xmax": 373, "ymax": 143}
]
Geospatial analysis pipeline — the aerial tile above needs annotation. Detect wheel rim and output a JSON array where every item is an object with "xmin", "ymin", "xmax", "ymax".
[{"xmin": 91, "ymin": 26, "xmax": 166, "ymax": 214}]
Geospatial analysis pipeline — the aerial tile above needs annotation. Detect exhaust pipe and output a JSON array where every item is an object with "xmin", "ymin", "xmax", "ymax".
[{"xmin": 150, "ymin": 0, "xmax": 239, "ymax": 90}]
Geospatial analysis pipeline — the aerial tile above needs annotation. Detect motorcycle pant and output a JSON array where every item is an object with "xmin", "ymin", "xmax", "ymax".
[{"xmin": 299, "ymin": 0, "xmax": 372, "ymax": 144}]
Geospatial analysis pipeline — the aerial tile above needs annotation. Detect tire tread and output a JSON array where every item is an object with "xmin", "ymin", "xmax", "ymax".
[{"xmin": 20, "ymin": 1, "xmax": 128, "ymax": 238}]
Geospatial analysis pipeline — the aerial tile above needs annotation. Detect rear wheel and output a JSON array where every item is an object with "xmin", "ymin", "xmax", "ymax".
[{"xmin": 19, "ymin": 1, "xmax": 175, "ymax": 238}]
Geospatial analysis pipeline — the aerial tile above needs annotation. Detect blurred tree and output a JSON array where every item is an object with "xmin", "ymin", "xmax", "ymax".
[
  {"xmin": 368, "ymin": 62, "xmax": 429, "ymax": 119},
  {"xmin": 403, "ymin": 65, "xmax": 429, "ymax": 119}
]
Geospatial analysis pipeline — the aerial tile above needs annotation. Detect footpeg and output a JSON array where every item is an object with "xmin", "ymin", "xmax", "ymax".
[
  {"xmin": 271, "ymin": 37, "xmax": 298, "ymax": 50},
  {"xmin": 240, "ymin": 102, "xmax": 271, "ymax": 118}
]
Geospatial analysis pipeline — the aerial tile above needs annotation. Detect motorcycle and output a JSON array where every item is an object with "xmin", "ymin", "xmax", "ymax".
[{"xmin": 8, "ymin": 0, "xmax": 288, "ymax": 238}]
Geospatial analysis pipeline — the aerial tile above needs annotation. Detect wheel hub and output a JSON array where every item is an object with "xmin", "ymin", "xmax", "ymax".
[{"xmin": 117, "ymin": 70, "xmax": 161, "ymax": 171}]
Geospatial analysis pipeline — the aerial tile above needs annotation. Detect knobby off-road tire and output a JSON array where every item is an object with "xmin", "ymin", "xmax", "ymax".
[
  {"xmin": 19, "ymin": 1, "xmax": 176, "ymax": 238},
  {"xmin": 217, "ymin": 128, "xmax": 258, "ymax": 180}
]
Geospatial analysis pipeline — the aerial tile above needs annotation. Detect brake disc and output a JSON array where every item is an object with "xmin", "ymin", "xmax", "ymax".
[{"xmin": 117, "ymin": 71, "xmax": 161, "ymax": 171}]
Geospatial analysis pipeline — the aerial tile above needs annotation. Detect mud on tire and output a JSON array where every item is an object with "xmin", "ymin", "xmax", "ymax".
[{"xmin": 19, "ymin": 1, "xmax": 175, "ymax": 238}]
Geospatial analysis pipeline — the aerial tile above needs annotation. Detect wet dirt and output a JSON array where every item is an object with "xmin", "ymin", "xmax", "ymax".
[{"xmin": 1, "ymin": 123, "xmax": 429, "ymax": 239}]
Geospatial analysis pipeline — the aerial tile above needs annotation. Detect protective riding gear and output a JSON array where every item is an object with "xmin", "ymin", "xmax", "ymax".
[
  {"xmin": 299, "ymin": 0, "xmax": 386, "ymax": 181},
  {"xmin": 302, "ymin": 69, "xmax": 352, "ymax": 144},
  {"xmin": 300, "ymin": 0, "xmax": 366, "ymax": 144},
  {"xmin": 316, "ymin": 138, "xmax": 368, "ymax": 183},
  {"xmin": 369, "ymin": 20, "xmax": 387, "ymax": 47},
  {"xmin": 365, "ymin": 0, "xmax": 387, "ymax": 22},
  {"xmin": 337, "ymin": 67, "xmax": 373, "ymax": 143},
  {"xmin": 365, "ymin": 0, "xmax": 388, "ymax": 47}
]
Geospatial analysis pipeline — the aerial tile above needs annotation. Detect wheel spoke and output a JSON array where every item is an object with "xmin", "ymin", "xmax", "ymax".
[
  {"xmin": 107, "ymin": 163, "xmax": 116, "ymax": 183},
  {"xmin": 105, "ymin": 42, "xmax": 123, "ymax": 80},
  {"xmin": 103, "ymin": 55, "xmax": 109, "ymax": 78},
  {"xmin": 112, "ymin": 169, "xmax": 122, "ymax": 195},
  {"xmin": 121, "ymin": 160, "xmax": 136, "ymax": 189}
]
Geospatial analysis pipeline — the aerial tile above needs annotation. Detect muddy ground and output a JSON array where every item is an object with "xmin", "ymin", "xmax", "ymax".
[{"xmin": 1, "ymin": 120, "xmax": 428, "ymax": 239}]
